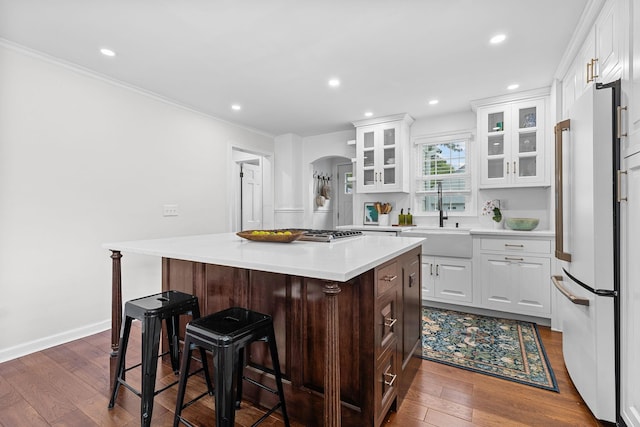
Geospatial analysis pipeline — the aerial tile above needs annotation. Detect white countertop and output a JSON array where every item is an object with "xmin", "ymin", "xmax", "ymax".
[{"xmin": 103, "ymin": 233, "xmax": 424, "ymax": 282}]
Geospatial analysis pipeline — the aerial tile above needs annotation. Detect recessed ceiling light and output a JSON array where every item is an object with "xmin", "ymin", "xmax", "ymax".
[
  {"xmin": 328, "ymin": 78, "xmax": 340, "ymax": 87},
  {"xmin": 490, "ymin": 34, "xmax": 506, "ymax": 44},
  {"xmin": 231, "ymin": 104, "xmax": 241, "ymax": 111},
  {"xmin": 100, "ymin": 48, "xmax": 116, "ymax": 57},
  {"xmin": 507, "ymin": 83, "xmax": 520, "ymax": 90},
  {"xmin": 364, "ymin": 111, "xmax": 373, "ymax": 117},
  {"xmin": 428, "ymin": 99, "xmax": 439, "ymax": 105}
]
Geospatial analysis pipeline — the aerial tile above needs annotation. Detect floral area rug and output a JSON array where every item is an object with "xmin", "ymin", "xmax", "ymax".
[{"xmin": 421, "ymin": 307, "xmax": 559, "ymax": 392}]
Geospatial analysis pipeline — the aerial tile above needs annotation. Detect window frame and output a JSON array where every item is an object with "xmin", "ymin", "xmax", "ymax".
[{"xmin": 412, "ymin": 131, "xmax": 477, "ymax": 217}]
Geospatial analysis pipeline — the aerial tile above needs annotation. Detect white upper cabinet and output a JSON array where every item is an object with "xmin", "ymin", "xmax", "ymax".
[
  {"xmin": 476, "ymin": 97, "xmax": 549, "ymax": 188},
  {"xmin": 594, "ymin": 0, "xmax": 622, "ymax": 84},
  {"xmin": 563, "ymin": 0, "xmax": 623, "ymax": 116},
  {"xmin": 353, "ymin": 113, "xmax": 414, "ymax": 193}
]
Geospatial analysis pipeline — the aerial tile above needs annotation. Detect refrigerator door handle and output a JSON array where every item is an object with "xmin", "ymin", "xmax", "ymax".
[
  {"xmin": 554, "ymin": 120, "xmax": 572, "ymax": 262},
  {"xmin": 552, "ymin": 275, "xmax": 589, "ymax": 306}
]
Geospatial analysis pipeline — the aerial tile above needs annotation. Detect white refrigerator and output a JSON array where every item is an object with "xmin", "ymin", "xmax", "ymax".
[{"xmin": 553, "ymin": 81, "xmax": 621, "ymax": 423}]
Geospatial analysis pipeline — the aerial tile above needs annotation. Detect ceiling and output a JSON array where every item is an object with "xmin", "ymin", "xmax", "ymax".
[{"xmin": 0, "ymin": 0, "xmax": 588, "ymax": 137}]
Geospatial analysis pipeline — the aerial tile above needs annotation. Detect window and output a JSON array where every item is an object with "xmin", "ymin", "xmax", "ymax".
[
  {"xmin": 344, "ymin": 171, "xmax": 353, "ymax": 194},
  {"xmin": 414, "ymin": 132, "xmax": 473, "ymax": 215}
]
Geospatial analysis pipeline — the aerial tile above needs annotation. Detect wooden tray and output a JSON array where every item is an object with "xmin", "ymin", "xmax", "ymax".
[{"xmin": 236, "ymin": 230, "xmax": 304, "ymax": 243}]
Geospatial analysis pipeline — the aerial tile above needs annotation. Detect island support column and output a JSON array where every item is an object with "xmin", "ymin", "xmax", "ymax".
[
  {"xmin": 110, "ymin": 250, "xmax": 123, "ymax": 356},
  {"xmin": 323, "ymin": 281, "xmax": 342, "ymax": 427}
]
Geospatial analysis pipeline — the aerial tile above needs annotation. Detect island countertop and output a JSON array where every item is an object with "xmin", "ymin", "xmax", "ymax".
[{"xmin": 103, "ymin": 232, "xmax": 424, "ymax": 282}]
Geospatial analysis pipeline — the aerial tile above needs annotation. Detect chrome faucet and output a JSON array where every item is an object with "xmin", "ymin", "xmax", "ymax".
[{"xmin": 437, "ymin": 182, "xmax": 448, "ymax": 227}]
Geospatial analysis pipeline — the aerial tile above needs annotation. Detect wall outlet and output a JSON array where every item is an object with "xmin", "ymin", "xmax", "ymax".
[{"xmin": 163, "ymin": 204, "xmax": 179, "ymax": 217}]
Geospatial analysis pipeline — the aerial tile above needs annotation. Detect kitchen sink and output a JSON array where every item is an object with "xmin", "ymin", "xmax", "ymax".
[{"xmin": 400, "ymin": 228, "xmax": 472, "ymax": 258}]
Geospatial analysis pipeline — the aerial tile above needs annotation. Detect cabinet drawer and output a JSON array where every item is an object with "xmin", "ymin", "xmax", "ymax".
[
  {"xmin": 374, "ymin": 340, "xmax": 398, "ymax": 426},
  {"xmin": 376, "ymin": 261, "xmax": 399, "ymax": 296},
  {"xmin": 375, "ymin": 288, "xmax": 399, "ymax": 359},
  {"xmin": 480, "ymin": 238, "xmax": 550, "ymax": 254}
]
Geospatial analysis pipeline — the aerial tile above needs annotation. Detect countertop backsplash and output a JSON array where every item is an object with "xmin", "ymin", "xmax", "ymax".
[{"xmin": 353, "ymin": 187, "xmax": 551, "ymax": 231}]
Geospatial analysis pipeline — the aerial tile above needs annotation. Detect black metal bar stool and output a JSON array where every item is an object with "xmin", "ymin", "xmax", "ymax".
[
  {"xmin": 174, "ymin": 307, "xmax": 290, "ymax": 427},
  {"xmin": 108, "ymin": 290, "xmax": 213, "ymax": 427}
]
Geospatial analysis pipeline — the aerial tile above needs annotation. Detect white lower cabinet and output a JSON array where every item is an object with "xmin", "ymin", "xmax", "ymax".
[
  {"xmin": 422, "ymin": 257, "xmax": 472, "ymax": 303},
  {"xmin": 480, "ymin": 254, "xmax": 551, "ymax": 316},
  {"xmin": 477, "ymin": 235, "xmax": 552, "ymax": 317}
]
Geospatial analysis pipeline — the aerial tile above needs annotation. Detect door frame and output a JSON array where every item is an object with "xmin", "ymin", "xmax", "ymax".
[{"xmin": 229, "ymin": 146, "xmax": 274, "ymax": 232}]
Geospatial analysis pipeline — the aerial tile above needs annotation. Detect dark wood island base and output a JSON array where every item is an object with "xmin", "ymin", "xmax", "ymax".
[{"xmin": 157, "ymin": 246, "xmax": 422, "ymax": 426}]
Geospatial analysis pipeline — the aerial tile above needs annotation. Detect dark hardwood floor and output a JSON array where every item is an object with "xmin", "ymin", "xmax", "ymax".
[{"xmin": 0, "ymin": 323, "xmax": 604, "ymax": 426}]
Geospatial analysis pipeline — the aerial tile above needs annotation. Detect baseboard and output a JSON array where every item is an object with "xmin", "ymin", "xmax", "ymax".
[{"xmin": 0, "ymin": 319, "xmax": 111, "ymax": 363}]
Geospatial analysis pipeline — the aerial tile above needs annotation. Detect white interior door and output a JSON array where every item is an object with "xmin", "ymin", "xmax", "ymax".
[
  {"xmin": 241, "ymin": 162, "xmax": 262, "ymax": 230},
  {"xmin": 337, "ymin": 163, "xmax": 353, "ymax": 226}
]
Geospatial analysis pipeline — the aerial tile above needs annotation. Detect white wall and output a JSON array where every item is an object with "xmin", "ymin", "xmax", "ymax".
[
  {"xmin": 273, "ymin": 133, "xmax": 304, "ymax": 228},
  {"xmin": 0, "ymin": 44, "xmax": 274, "ymax": 361}
]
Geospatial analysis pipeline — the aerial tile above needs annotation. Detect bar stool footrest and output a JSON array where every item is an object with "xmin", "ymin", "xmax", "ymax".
[
  {"xmin": 243, "ymin": 376, "xmax": 279, "ymax": 395},
  {"xmin": 251, "ymin": 402, "xmax": 283, "ymax": 427}
]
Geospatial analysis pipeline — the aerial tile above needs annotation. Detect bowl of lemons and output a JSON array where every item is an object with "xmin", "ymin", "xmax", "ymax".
[{"xmin": 236, "ymin": 229, "xmax": 304, "ymax": 243}]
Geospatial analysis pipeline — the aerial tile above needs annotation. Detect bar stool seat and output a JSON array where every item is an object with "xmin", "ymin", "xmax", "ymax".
[
  {"xmin": 108, "ymin": 290, "xmax": 212, "ymax": 427},
  {"xmin": 174, "ymin": 307, "xmax": 290, "ymax": 427}
]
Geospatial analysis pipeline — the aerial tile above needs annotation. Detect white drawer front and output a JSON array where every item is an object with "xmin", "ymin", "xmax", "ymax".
[{"xmin": 480, "ymin": 238, "xmax": 551, "ymax": 254}]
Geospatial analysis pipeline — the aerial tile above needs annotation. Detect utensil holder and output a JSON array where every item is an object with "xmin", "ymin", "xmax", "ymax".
[{"xmin": 378, "ymin": 214, "xmax": 389, "ymax": 226}]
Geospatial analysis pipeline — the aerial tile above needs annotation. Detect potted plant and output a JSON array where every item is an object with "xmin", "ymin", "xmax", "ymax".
[{"xmin": 482, "ymin": 199, "xmax": 503, "ymax": 228}]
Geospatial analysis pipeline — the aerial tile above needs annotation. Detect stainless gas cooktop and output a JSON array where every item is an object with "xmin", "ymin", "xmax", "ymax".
[{"xmin": 298, "ymin": 229, "xmax": 363, "ymax": 242}]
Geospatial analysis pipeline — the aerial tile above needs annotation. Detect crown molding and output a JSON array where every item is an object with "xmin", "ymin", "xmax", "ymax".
[{"xmin": 470, "ymin": 87, "xmax": 551, "ymax": 111}]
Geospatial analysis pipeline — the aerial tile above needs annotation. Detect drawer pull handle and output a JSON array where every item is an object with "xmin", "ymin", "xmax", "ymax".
[
  {"xmin": 384, "ymin": 372, "xmax": 397, "ymax": 387},
  {"xmin": 504, "ymin": 243, "xmax": 524, "ymax": 248},
  {"xmin": 505, "ymin": 257, "xmax": 524, "ymax": 261},
  {"xmin": 384, "ymin": 317, "xmax": 397, "ymax": 328},
  {"xmin": 382, "ymin": 274, "xmax": 398, "ymax": 282}
]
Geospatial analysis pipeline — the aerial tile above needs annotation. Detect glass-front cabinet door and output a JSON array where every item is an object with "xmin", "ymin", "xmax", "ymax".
[
  {"xmin": 512, "ymin": 101, "xmax": 543, "ymax": 185},
  {"xmin": 356, "ymin": 122, "xmax": 403, "ymax": 192},
  {"xmin": 478, "ymin": 97, "xmax": 547, "ymax": 188},
  {"xmin": 381, "ymin": 126, "xmax": 397, "ymax": 186},
  {"xmin": 361, "ymin": 129, "xmax": 376, "ymax": 190},
  {"xmin": 481, "ymin": 106, "xmax": 510, "ymax": 187}
]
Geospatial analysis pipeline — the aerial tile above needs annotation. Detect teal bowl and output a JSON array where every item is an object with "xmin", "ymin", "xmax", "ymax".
[{"xmin": 505, "ymin": 218, "xmax": 539, "ymax": 231}]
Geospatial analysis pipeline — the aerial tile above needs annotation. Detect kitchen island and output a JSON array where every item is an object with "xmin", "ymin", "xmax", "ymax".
[{"xmin": 104, "ymin": 233, "xmax": 423, "ymax": 426}]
